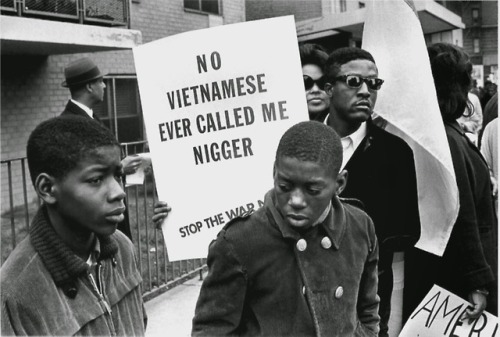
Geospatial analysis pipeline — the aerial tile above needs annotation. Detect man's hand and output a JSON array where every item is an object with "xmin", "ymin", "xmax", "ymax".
[
  {"xmin": 463, "ymin": 290, "xmax": 487, "ymax": 323},
  {"xmin": 153, "ymin": 201, "xmax": 171, "ymax": 229},
  {"xmin": 122, "ymin": 155, "xmax": 143, "ymax": 175},
  {"xmin": 490, "ymin": 175, "xmax": 498, "ymax": 199}
]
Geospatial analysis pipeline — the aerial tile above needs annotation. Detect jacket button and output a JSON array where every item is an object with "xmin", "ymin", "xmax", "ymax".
[
  {"xmin": 296, "ymin": 239, "xmax": 307, "ymax": 251},
  {"xmin": 335, "ymin": 286, "xmax": 344, "ymax": 299},
  {"xmin": 321, "ymin": 237, "xmax": 332, "ymax": 249},
  {"xmin": 302, "ymin": 286, "xmax": 306, "ymax": 295}
]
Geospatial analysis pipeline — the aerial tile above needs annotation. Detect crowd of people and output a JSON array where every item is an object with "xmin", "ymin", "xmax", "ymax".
[{"xmin": 0, "ymin": 41, "xmax": 497, "ymax": 337}]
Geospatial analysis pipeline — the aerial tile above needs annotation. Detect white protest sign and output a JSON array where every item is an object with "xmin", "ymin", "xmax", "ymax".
[
  {"xmin": 400, "ymin": 285, "xmax": 499, "ymax": 336},
  {"xmin": 133, "ymin": 16, "xmax": 308, "ymax": 261}
]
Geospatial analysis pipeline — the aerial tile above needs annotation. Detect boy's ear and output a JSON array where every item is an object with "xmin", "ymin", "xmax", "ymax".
[
  {"xmin": 35, "ymin": 173, "xmax": 57, "ymax": 205},
  {"xmin": 335, "ymin": 169, "xmax": 348, "ymax": 196}
]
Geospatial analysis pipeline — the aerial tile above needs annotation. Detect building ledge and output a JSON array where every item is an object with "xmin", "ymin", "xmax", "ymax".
[
  {"xmin": 1, "ymin": 16, "xmax": 142, "ymax": 55},
  {"xmin": 296, "ymin": 0, "xmax": 465, "ymax": 41}
]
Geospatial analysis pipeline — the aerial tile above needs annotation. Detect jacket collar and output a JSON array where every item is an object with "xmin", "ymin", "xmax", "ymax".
[
  {"xmin": 446, "ymin": 119, "xmax": 489, "ymax": 165},
  {"xmin": 264, "ymin": 190, "xmax": 347, "ymax": 250},
  {"xmin": 29, "ymin": 205, "xmax": 118, "ymax": 297}
]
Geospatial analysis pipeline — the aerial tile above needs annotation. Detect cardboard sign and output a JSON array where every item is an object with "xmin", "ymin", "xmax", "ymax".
[
  {"xmin": 133, "ymin": 16, "xmax": 308, "ymax": 261},
  {"xmin": 400, "ymin": 285, "xmax": 499, "ymax": 336}
]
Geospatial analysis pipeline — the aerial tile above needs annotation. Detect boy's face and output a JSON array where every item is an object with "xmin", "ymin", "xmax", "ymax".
[
  {"xmin": 274, "ymin": 156, "xmax": 342, "ymax": 229},
  {"xmin": 51, "ymin": 145, "xmax": 126, "ymax": 236}
]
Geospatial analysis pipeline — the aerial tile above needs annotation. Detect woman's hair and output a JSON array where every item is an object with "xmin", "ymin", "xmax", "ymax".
[
  {"xmin": 428, "ymin": 43, "xmax": 473, "ymax": 122},
  {"xmin": 299, "ymin": 43, "xmax": 329, "ymax": 69}
]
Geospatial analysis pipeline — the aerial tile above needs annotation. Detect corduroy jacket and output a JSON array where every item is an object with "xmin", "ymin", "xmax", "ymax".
[
  {"xmin": 1, "ymin": 206, "xmax": 146, "ymax": 336},
  {"xmin": 192, "ymin": 190, "xmax": 380, "ymax": 337}
]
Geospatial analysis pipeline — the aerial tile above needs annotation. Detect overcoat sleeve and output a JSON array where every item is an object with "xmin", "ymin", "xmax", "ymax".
[
  {"xmin": 192, "ymin": 232, "xmax": 247, "ymax": 336},
  {"xmin": 446, "ymin": 133, "xmax": 495, "ymax": 291},
  {"xmin": 384, "ymin": 141, "xmax": 421, "ymax": 250},
  {"xmin": 357, "ymin": 218, "xmax": 380, "ymax": 336}
]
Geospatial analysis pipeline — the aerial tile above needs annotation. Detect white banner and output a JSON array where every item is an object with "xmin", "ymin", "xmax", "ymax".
[
  {"xmin": 362, "ymin": 0, "xmax": 458, "ymax": 256},
  {"xmin": 400, "ymin": 285, "xmax": 499, "ymax": 336},
  {"xmin": 133, "ymin": 16, "xmax": 308, "ymax": 261}
]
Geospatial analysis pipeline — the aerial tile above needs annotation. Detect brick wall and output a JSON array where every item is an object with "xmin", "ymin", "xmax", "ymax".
[
  {"xmin": 246, "ymin": 0, "xmax": 322, "ymax": 22},
  {"xmin": 0, "ymin": 0, "xmax": 245, "ymax": 212}
]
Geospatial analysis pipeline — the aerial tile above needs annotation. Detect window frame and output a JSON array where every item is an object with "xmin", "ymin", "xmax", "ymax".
[
  {"xmin": 95, "ymin": 75, "xmax": 145, "ymax": 144},
  {"xmin": 184, "ymin": 0, "xmax": 222, "ymax": 16}
]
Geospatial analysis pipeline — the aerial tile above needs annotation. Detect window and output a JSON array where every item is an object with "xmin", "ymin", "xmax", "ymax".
[
  {"xmin": 473, "ymin": 39, "xmax": 480, "ymax": 53},
  {"xmin": 184, "ymin": 0, "xmax": 220, "ymax": 15},
  {"xmin": 359, "ymin": 2, "xmax": 365, "ymax": 9},
  {"xmin": 339, "ymin": 0, "xmax": 347, "ymax": 12},
  {"xmin": 472, "ymin": 8, "xmax": 479, "ymax": 19},
  {"xmin": 93, "ymin": 76, "xmax": 145, "ymax": 144}
]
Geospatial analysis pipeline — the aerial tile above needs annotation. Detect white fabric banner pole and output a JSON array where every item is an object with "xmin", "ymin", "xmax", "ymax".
[{"xmin": 133, "ymin": 16, "xmax": 308, "ymax": 261}]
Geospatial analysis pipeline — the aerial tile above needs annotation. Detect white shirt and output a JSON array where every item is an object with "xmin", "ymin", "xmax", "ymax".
[
  {"xmin": 71, "ymin": 99, "xmax": 94, "ymax": 119},
  {"xmin": 340, "ymin": 122, "xmax": 367, "ymax": 170}
]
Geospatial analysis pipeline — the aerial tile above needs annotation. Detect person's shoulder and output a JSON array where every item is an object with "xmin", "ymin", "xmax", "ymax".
[
  {"xmin": 370, "ymin": 123, "xmax": 410, "ymax": 149},
  {"xmin": 339, "ymin": 197, "xmax": 365, "ymax": 211},
  {"xmin": 220, "ymin": 206, "xmax": 264, "ymax": 237},
  {"xmin": 340, "ymin": 199, "xmax": 376, "ymax": 237},
  {"xmin": 1, "ymin": 236, "xmax": 47, "ymax": 296},
  {"xmin": 111, "ymin": 230, "xmax": 135, "ymax": 255}
]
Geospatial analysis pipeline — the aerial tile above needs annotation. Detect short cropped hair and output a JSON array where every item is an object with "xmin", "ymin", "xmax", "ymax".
[
  {"xmin": 27, "ymin": 115, "xmax": 119, "ymax": 185},
  {"xmin": 325, "ymin": 47, "xmax": 376, "ymax": 81},
  {"xmin": 276, "ymin": 121, "xmax": 343, "ymax": 175},
  {"xmin": 299, "ymin": 43, "xmax": 329, "ymax": 69},
  {"xmin": 428, "ymin": 43, "xmax": 473, "ymax": 122}
]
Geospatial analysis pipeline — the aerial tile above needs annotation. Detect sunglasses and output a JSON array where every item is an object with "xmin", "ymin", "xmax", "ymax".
[
  {"xmin": 334, "ymin": 75, "xmax": 384, "ymax": 91},
  {"xmin": 303, "ymin": 75, "xmax": 327, "ymax": 91}
]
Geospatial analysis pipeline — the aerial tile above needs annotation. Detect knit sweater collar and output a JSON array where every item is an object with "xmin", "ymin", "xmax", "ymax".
[{"xmin": 29, "ymin": 205, "xmax": 118, "ymax": 297}]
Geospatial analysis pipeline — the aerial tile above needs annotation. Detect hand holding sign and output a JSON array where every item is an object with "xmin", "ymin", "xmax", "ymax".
[{"xmin": 400, "ymin": 285, "xmax": 498, "ymax": 337}]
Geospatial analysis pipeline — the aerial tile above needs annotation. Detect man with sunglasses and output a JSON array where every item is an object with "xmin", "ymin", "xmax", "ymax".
[{"xmin": 323, "ymin": 47, "xmax": 420, "ymax": 337}]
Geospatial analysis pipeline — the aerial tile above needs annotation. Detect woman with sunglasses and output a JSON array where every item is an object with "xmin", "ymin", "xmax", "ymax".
[
  {"xmin": 299, "ymin": 43, "xmax": 330, "ymax": 122},
  {"xmin": 404, "ymin": 43, "xmax": 497, "ymax": 322}
]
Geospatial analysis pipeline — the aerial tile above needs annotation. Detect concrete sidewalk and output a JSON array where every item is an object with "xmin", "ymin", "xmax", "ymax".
[
  {"xmin": 145, "ymin": 274, "xmax": 205, "ymax": 336},
  {"xmin": 144, "ymin": 255, "xmax": 405, "ymax": 337}
]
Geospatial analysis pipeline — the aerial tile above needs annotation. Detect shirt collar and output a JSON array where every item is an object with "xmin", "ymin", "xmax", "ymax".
[
  {"xmin": 343, "ymin": 121, "xmax": 367, "ymax": 149},
  {"xmin": 71, "ymin": 99, "xmax": 93, "ymax": 119}
]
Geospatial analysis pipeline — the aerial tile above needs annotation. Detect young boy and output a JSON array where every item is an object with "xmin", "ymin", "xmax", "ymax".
[
  {"xmin": 1, "ymin": 116, "xmax": 146, "ymax": 336},
  {"xmin": 191, "ymin": 121, "xmax": 380, "ymax": 336}
]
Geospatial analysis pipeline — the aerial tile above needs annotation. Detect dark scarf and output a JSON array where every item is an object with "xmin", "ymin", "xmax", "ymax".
[{"xmin": 29, "ymin": 205, "xmax": 118, "ymax": 298}]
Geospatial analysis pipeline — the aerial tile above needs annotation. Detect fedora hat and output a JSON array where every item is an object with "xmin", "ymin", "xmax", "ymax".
[{"xmin": 62, "ymin": 57, "xmax": 104, "ymax": 88}]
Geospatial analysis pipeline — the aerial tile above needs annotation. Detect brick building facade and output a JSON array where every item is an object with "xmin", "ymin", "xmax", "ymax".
[{"xmin": 1, "ymin": 0, "xmax": 245, "ymax": 211}]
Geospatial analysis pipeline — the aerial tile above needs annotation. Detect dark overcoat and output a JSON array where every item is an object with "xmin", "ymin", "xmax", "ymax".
[
  {"xmin": 192, "ymin": 190, "xmax": 380, "ymax": 337},
  {"xmin": 403, "ymin": 120, "xmax": 497, "ymax": 319},
  {"xmin": 340, "ymin": 118, "xmax": 420, "ymax": 334}
]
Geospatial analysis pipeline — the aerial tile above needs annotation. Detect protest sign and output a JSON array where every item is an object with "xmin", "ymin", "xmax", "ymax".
[
  {"xmin": 400, "ymin": 285, "xmax": 499, "ymax": 336},
  {"xmin": 133, "ymin": 16, "xmax": 308, "ymax": 261}
]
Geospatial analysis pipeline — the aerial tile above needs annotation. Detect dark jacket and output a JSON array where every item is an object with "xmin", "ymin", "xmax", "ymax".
[
  {"xmin": 403, "ymin": 121, "xmax": 497, "ymax": 319},
  {"xmin": 192, "ymin": 190, "xmax": 380, "ymax": 337},
  {"xmin": 61, "ymin": 100, "xmax": 103, "ymax": 124},
  {"xmin": 342, "ymin": 119, "xmax": 420, "ymax": 252},
  {"xmin": 340, "ymin": 119, "xmax": 420, "ymax": 336},
  {"xmin": 1, "ymin": 206, "xmax": 146, "ymax": 336}
]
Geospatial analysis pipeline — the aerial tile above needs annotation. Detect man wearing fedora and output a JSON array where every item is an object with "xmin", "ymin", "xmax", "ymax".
[
  {"xmin": 61, "ymin": 57, "xmax": 107, "ymax": 122},
  {"xmin": 61, "ymin": 57, "xmax": 143, "ymax": 240}
]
